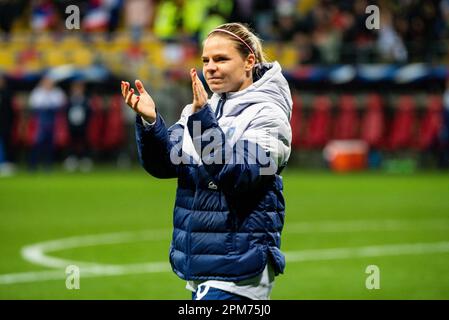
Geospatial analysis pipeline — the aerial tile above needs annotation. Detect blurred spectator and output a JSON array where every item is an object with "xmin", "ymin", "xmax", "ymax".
[
  {"xmin": 31, "ymin": 0, "xmax": 58, "ymax": 32},
  {"xmin": 83, "ymin": 0, "xmax": 109, "ymax": 32},
  {"xmin": 377, "ymin": 6, "xmax": 407, "ymax": 63},
  {"xmin": 309, "ymin": 1, "xmax": 342, "ymax": 63},
  {"xmin": 273, "ymin": 1, "xmax": 299, "ymax": 42},
  {"xmin": 253, "ymin": 0, "xmax": 276, "ymax": 40},
  {"xmin": 0, "ymin": 74, "xmax": 16, "ymax": 176},
  {"xmin": 406, "ymin": 1, "xmax": 440, "ymax": 62},
  {"xmin": 230, "ymin": 0, "xmax": 256, "ymax": 27},
  {"xmin": 28, "ymin": 77, "xmax": 67, "ymax": 171},
  {"xmin": 153, "ymin": 0, "xmax": 181, "ymax": 40},
  {"xmin": 199, "ymin": 15, "xmax": 227, "ymax": 43},
  {"xmin": 340, "ymin": 0, "xmax": 377, "ymax": 63},
  {"xmin": 181, "ymin": 0, "xmax": 210, "ymax": 39},
  {"xmin": 124, "ymin": 0, "xmax": 154, "ymax": 42},
  {"xmin": 83, "ymin": 0, "xmax": 123, "ymax": 39},
  {"xmin": 64, "ymin": 81, "xmax": 93, "ymax": 172},
  {"xmin": 0, "ymin": 0, "xmax": 26, "ymax": 41},
  {"xmin": 198, "ymin": 0, "xmax": 232, "ymax": 43},
  {"xmin": 106, "ymin": 0, "xmax": 123, "ymax": 38},
  {"xmin": 293, "ymin": 31, "xmax": 321, "ymax": 64}
]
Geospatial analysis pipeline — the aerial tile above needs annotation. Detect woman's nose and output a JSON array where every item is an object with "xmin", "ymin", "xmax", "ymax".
[{"xmin": 205, "ymin": 61, "xmax": 218, "ymax": 72}]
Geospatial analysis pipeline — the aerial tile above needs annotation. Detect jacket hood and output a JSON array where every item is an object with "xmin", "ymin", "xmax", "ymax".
[{"xmin": 210, "ymin": 61, "xmax": 293, "ymax": 120}]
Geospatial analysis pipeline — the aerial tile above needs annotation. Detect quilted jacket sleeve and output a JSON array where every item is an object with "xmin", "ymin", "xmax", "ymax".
[{"xmin": 135, "ymin": 112, "xmax": 184, "ymax": 179}]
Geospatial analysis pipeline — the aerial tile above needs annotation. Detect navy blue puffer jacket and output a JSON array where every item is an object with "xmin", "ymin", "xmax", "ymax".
[{"xmin": 135, "ymin": 62, "xmax": 292, "ymax": 281}]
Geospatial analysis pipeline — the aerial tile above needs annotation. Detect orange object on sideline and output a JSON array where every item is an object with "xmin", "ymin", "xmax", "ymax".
[{"xmin": 323, "ymin": 140, "xmax": 368, "ymax": 172}]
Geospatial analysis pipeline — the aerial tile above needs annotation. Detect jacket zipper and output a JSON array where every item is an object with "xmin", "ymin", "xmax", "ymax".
[
  {"xmin": 186, "ymin": 175, "xmax": 199, "ymax": 280},
  {"xmin": 215, "ymin": 93, "xmax": 227, "ymax": 120},
  {"xmin": 215, "ymin": 93, "xmax": 234, "ymax": 251},
  {"xmin": 187, "ymin": 94, "xmax": 225, "ymax": 278}
]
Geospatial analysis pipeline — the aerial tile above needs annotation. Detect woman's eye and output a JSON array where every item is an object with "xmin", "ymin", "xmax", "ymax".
[{"xmin": 202, "ymin": 57, "xmax": 227, "ymax": 64}]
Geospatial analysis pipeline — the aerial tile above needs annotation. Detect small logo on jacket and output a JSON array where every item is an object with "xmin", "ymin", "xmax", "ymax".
[{"xmin": 208, "ymin": 181, "xmax": 218, "ymax": 190}]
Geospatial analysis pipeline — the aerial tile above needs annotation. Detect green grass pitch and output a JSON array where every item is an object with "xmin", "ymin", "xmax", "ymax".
[{"xmin": 0, "ymin": 168, "xmax": 448, "ymax": 299}]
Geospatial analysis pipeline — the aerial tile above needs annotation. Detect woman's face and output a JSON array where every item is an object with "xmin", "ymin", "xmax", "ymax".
[{"xmin": 202, "ymin": 35, "xmax": 255, "ymax": 94}]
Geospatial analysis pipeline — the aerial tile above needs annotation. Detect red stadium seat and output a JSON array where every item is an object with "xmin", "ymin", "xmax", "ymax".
[
  {"xmin": 387, "ymin": 95, "xmax": 417, "ymax": 150},
  {"xmin": 87, "ymin": 94, "xmax": 105, "ymax": 151},
  {"xmin": 11, "ymin": 95, "xmax": 27, "ymax": 147},
  {"xmin": 103, "ymin": 95, "xmax": 125, "ymax": 150},
  {"xmin": 303, "ymin": 95, "xmax": 332, "ymax": 149},
  {"xmin": 416, "ymin": 95, "xmax": 443, "ymax": 150},
  {"xmin": 10, "ymin": 96, "xmax": 39, "ymax": 148},
  {"xmin": 333, "ymin": 95, "xmax": 359, "ymax": 140},
  {"xmin": 25, "ymin": 115, "xmax": 39, "ymax": 147},
  {"xmin": 290, "ymin": 94, "xmax": 303, "ymax": 149},
  {"xmin": 360, "ymin": 94, "xmax": 386, "ymax": 148},
  {"xmin": 54, "ymin": 110, "xmax": 70, "ymax": 149}
]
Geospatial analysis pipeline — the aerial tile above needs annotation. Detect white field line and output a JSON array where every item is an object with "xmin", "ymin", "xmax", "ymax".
[
  {"xmin": 0, "ymin": 219, "xmax": 448, "ymax": 285},
  {"xmin": 2, "ymin": 241, "xmax": 449, "ymax": 285},
  {"xmin": 284, "ymin": 241, "xmax": 449, "ymax": 262},
  {"xmin": 21, "ymin": 229, "xmax": 171, "ymax": 269},
  {"xmin": 0, "ymin": 262, "xmax": 172, "ymax": 285},
  {"xmin": 285, "ymin": 219, "xmax": 449, "ymax": 233}
]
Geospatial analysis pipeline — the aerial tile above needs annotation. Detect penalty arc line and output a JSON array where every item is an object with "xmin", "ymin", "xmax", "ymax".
[
  {"xmin": 1, "ymin": 241, "xmax": 449, "ymax": 285},
  {"xmin": 20, "ymin": 218, "xmax": 449, "ymax": 269},
  {"xmin": 1, "ymin": 219, "xmax": 449, "ymax": 285}
]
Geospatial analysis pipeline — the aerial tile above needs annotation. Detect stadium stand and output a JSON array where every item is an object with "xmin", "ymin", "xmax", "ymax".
[{"xmin": 1, "ymin": 0, "xmax": 448, "ymax": 170}]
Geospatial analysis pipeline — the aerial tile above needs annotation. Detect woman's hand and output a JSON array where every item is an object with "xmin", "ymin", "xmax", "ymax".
[
  {"xmin": 191, "ymin": 68, "xmax": 208, "ymax": 113},
  {"xmin": 121, "ymin": 79, "xmax": 157, "ymax": 123}
]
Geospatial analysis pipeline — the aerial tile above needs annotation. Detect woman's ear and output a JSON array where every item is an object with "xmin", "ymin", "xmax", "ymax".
[{"xmin": 245, "ymin": 54, "xmax": 256, "ymax": 72}]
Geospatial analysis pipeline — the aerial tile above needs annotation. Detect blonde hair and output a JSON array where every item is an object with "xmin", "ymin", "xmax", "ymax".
[{"xmin": 207, "ymin": 23, "xmax": 267, "ymax": 64}]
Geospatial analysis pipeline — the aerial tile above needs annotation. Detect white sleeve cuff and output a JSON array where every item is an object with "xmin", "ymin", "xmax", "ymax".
[{"xmin": 141, "ymin": 116, "xmax": 156, "ymax": 127}]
